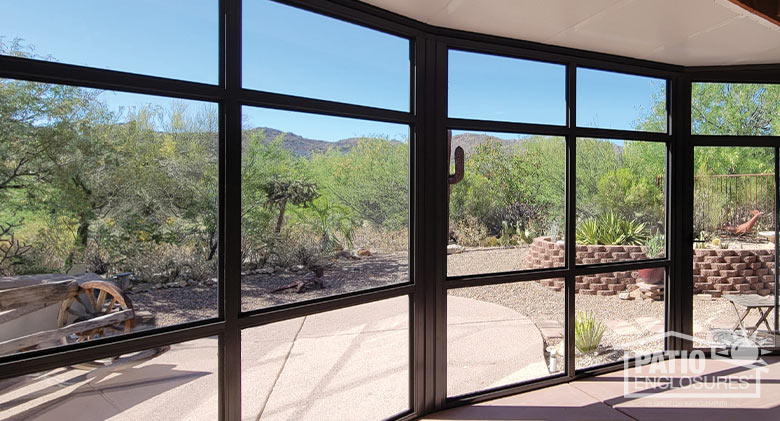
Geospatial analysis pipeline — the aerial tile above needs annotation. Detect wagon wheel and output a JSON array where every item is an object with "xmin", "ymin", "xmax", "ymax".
[{"xmin": 57, "ymin": 280, "xmax": 136, "ymax": 368}]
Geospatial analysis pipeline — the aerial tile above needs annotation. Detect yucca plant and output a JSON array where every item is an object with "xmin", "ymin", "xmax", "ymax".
[{"xmin": 575, "ymin": 311, "xmax": 606, "ymax": 353}]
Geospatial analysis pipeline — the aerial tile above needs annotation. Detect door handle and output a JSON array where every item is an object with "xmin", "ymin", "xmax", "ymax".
[{"xmin": 448, "ymin": 130, "xmax": 464, "ymax": 185}]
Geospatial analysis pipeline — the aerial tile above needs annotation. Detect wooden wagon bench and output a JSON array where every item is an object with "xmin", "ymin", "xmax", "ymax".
[{"xmin": 0, "ymin": 273, "xmax": 165, "ymax": 369}]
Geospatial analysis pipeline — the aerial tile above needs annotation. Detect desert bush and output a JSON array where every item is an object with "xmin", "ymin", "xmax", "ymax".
[
  {"xmin": 104, "ymin": 242, "xmax": 215, "ymax": 285},
  {"xmin": 595, "ymin": 167, "xmax": 664, "ymax": 230},
  {"xmin": 297, "ymin": 196, "xmax": 358, "ymax": 250},
  {"xmin": 576, "ymin": 212, "xmax": 648, "ymax": 246},
  {"xmin": 645, "ymin": 233, "xmax": 665, "ymax": 258},
  {"xmin": 575, "ymin": 311, "xmax": 606, "ymax": 353},
  {"xmin": 267, "ymin": 228, "xmax": 331, "ymax": 270},
  {"xmin": 352, "ymin": 224, "xmax": 408, "ymax": 252},
  {"xmin": 450, "ymin": 216, "xmax": 487, "ymax": 247},
  {"xmin": 693, "ymin": 174, "xmax": 729, "ymax": 234},
  {"xmin": 479, "ymin": 236, "xmax": 499, "ymax": 247}
]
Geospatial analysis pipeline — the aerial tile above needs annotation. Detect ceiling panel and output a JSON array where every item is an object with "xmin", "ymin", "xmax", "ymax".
[
  {"xmin": 360, "ymin": 0, "xmax": 780, "ymax": 66},
  {"xmin": 645, "ymin": 16, "xmax": 780, "ymax": 65},
  {"xmin": 429, "ymin": 0, "xmax": 622, "ymax": 42}
]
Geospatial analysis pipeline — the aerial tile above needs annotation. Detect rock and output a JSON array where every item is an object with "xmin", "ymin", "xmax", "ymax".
[
  {"xmin": 336, "ymin": 250, "xmax": 359, "ymax": 260},
  {"xmin": 132, "ymin": 283, "xmax": 153, "ymax": 293},
  {"xmin": 356, "ymin": 248, "xmax": 371, "ymax": 257},
  {"xmin": 447, "ymin": 244, "xmax": 465, "ymax": 255},
  {"xmin": 291, "ymin": 264, "xmax": 305, "ymax": 272},
  {"xmin": 205, "ymin": 278, "xmax": 217, "ymax": 287},
  {"xmin": 134, "ymin": 310, "xmax": 156, "ymax": 325}
]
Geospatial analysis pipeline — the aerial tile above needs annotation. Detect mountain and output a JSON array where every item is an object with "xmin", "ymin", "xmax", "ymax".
[
  {"xmin": 450, "ymin": 132, "xmax": 526, "ymax": 156},
  {"xmin": 242, "ymin": 127, "xmax": 401, "ymax": 157},
  {"xmin": 242, "ymin": 127, "xmax": 615, "ymax": 159}
]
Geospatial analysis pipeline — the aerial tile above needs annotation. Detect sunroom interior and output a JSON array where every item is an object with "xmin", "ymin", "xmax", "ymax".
[{"xmin": 1, "ymin": 0, "xmax": 780, "ymax": 420}]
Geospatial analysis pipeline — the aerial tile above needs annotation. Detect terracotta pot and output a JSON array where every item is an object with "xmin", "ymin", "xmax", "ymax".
[{"xmin": 637, "ymin": 267, "xmax": 664, "ymax": 285}]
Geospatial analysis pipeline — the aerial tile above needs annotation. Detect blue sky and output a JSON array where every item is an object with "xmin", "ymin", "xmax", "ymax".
[{"xmin": 3, "ymin": 0, "xmax": 663, "ymax": 142}]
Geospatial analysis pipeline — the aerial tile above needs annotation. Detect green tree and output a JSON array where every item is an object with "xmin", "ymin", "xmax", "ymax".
[{"xmin": 308, "ymin": 137, "xmax": 409, "ymax": 230}]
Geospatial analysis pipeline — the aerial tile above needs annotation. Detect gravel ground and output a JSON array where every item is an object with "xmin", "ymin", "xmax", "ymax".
[
  {"xmin": 448, "ymin": 281, "xmax": 667, "ymax": 369},
  {"xmin": 447, "ymin": 246, "xmax": 531, "ymax": 277},
  {"xmin": 128, "ymin": 246, "xmax": 773, "ymax": 359}
]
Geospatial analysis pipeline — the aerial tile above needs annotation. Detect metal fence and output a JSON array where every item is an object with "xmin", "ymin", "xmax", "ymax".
[{"xmin": 694, "ymin": 173, "xmax": 775, "ymax": 234}]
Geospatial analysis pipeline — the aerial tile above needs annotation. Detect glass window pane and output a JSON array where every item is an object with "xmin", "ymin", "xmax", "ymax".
[
  {"xmin": 447, "ymin": 131, "xmax": 565, "ymax": 277},
  {"xmin": 692, "ymin": 83, "xmax": 780, "ymax": 136},
  {"xmin": 577, "ymin": 68, "xmax": 666, "ymax": 132},
  {"xmin": 240, "ymin": 106, "xmax": 409, "ymax": 311},
  {"xmin": 576, "ymin": 138, "xmax": 666, "ymax": 264},
  {"xmin": 242, "ymin": 297, "xmax": 410, "ymax": 420},
  {"xmin": 0, "ymin": 79, "xmax": 218, "ymax": 358},
  {"xmin": 1, "ymin": 1, "xmax": 218, "ymax": 83},
  {"xmin": 692, "ymin": 146, "xmax": 777, "ymax": 349},
  {"xmin": 448, "ymin": 281, "xmax": 564, "ymax": 397},
  {"xmin": 575, "ymin": 270, "xmax": 666, "ymax": 370},
  {"xmin": 0, "ymin": 337, "xmax": 218, "ymax": 420},
  {"xmin": 448, "ymin": 50, "xmax": 565, "ymax": 125},
  {"xmin": 243, "ymin": 0, "xmax": 410, "ymax": 110}
]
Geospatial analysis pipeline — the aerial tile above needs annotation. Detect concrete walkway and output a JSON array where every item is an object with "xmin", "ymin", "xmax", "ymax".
[{"xmin": 0, "ymin": 295, "xmax": 548, "ymax": 421}]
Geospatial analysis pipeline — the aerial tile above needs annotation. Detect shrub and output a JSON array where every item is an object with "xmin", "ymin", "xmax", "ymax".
[
  {"xmin": 575, "ymin": 311, "xmax": 606, "ymax": 353},
  {"xmin": 576, "ymin": 212, "xmax": 648, "ymax": 245}
]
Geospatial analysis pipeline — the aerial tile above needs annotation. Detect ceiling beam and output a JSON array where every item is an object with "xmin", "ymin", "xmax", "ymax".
[{"xmin": 729, "ymin": 0, "xmax": 780, "ymax": 26}]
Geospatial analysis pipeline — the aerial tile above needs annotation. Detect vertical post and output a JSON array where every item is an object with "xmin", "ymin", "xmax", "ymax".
[
  {"xmin": 222, "ymin": 0, "xmax": 242, "ymax": 420},
  {"xmin": 432, "ymin": 38, "xmax": 449, "ymax": 409},
  {"xmin": 411, "ymin": 33, "xmax": 427, "ymax": 417},
  {"xmin": 416, "ymin": 35, "xmax": 448, "ymax": 413},
  {"xmin": 564, "ymin": 63, "xmax": 577, "ymax": 376},
  {"xmin": 664, "ymin": 74, "xmax": 674, "ymax": 351},
  {"xmin": 669, "ymin": 74, "xmax": 694, "ymax": 351},
  {"xmin": 774, "ymin": 147, "xmax": 779, "ymax": 338}
]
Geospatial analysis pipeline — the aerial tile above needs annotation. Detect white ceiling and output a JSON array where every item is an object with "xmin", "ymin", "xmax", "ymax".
[{"xmin": 361, "ymin": 0, "xmax": 780, "ymax": 66}]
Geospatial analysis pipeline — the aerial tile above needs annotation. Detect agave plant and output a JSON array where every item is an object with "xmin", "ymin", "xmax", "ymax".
[
  {"xmin": 575, "ymin": 212, "xmax": 648, "ymax": 245},
  {"xmin": 575, "ymin": 311, "xmax": 606, "ymax": 353},
  {"xmin": 576, "ymin": 219, "xmax": 600, "ymax": 245}
]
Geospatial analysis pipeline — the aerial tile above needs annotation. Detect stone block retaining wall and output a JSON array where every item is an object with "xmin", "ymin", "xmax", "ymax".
[
  {"xmin": 527, "ymin": 237, "xmax": 777, "ymax": 297},
  {"xmin": 693, "ymin": 249, "xmax": 776, "ymax": 297},
  {"xmin": 526, "ymin": 237, "xmax": 648, "ymax": 296}
]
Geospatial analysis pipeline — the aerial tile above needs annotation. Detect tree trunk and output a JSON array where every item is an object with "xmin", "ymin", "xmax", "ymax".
[
  {"xmin": 274, "ymin": 198, "xmax": 288, "ymax": 234},
  {"xmin": 207, "ymin": 228, "xmax": 218, "ymax": 261},
  {"xmin": 76, "ymin": 214, "xmax": 89, "ymax": 248}
]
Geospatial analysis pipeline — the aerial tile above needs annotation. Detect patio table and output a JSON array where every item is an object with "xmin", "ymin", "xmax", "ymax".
[{"xmin": 726, "ymin": 294, "xmax": 777, "ymax": 335}]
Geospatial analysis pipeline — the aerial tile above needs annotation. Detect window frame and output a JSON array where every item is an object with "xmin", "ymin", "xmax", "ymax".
[{"xmin": 1, "ymin": 1, "xmax": 779, "ymax": 420}]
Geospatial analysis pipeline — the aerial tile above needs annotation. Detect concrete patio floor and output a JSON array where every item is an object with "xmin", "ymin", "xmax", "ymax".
[
  {"xmin": 425, "ymin": 355, "xmax": 780, "ymax": 421},
  {"xmin": 0, "ymin": 295, "xmax": 550, "ymax": 420}
]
